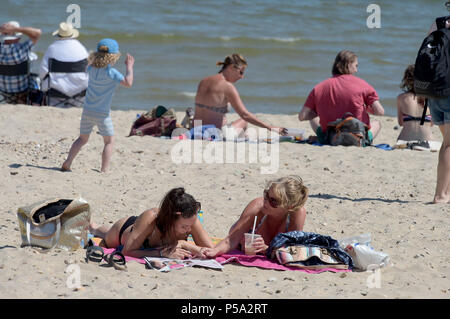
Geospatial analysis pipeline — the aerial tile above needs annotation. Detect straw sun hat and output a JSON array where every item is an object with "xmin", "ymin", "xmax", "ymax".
[{"xmin": 52, "ymin": 22, "xmax": 79, "ymax": 38}]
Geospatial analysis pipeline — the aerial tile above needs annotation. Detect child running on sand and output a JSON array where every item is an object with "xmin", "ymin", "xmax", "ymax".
[{"xmin": 61, "ymin": 38, "xmax": 134, "ymax": 172}]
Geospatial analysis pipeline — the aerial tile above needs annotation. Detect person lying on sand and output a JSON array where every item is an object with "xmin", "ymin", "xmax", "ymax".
[
  {"xmin": 204, "ymin": 175, "xmax": 308, "ymax": 258},
  {"xmin": 89, "ymin": 187, "xmax": 214, "ymax": 259}
]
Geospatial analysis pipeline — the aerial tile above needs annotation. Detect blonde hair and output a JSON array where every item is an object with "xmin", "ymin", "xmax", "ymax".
[
  {"xmin": 216, "ymin": 53, "xmax": 247, "ymax": 73},
  {"xmin": 264, "ymin": 175, "xmax": 309, "ymax": 211},
  {"xmin": 88, "ymin": 45, "xmax": 121, "ymax": 68}
]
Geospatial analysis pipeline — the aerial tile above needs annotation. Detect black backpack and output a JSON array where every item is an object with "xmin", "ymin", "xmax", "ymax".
[{"xmin": 414, "ymin": 16, "xmax": 450, "ymax": 124}]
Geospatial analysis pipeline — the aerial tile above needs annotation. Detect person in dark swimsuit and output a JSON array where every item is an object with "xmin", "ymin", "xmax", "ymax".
[
  {"xmin": 396, "ymin": 64, "xmax": 435, "ymax": 142},
  {"xmin": 89, "ymin": 188, "xmax": 214, "ymax": 259},
  {"xmin": 204, "ymin": 175, "xmax": 309, "ymax": 258}
]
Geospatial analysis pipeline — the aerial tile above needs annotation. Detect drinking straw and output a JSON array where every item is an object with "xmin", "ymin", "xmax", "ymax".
[{"xmin": 251, "ymin": 215, "xmax": 257, "ymax": 244}]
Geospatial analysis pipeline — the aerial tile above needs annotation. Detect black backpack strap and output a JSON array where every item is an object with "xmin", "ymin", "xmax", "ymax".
[
  {"xmin": 420, "ymin": 98, "xmax": 428, "ymax": 126},
  {"xmin": 436, "ymin": 15, "xmax": 450, "ymax": 29}
]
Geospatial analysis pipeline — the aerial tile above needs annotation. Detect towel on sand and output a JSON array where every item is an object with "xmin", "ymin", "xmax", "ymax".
[{"xmin": 215, "ymin": 250, "xmax": 351, "ymax": 274}]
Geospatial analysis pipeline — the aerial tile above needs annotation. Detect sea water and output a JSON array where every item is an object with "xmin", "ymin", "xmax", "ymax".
[{"xmin": 1, "ymin": 0, "xmax": 445, "ymax": 116}]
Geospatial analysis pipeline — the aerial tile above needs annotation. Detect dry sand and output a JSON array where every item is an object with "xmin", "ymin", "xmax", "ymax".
[{"xmin": 0, "ymin": 104, "xmax": 448, "ymax": 299}]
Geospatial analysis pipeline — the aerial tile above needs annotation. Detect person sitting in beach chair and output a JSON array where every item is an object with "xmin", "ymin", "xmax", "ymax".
[
  {"xmin": 39, "ymin": 22, "xmax": 89, "ymax": 108},
  {"xmin": 0, "ymin": 21, "xmax": 41, "ymax": 104},
  {"xmin": 193, "ymin": 53, "xmax": 287, "ymax": 140},
  {"xmin": 89, "ymin": 187, "xmax": 214, "ymax": 259},
  {"xmin": 298, "ymin": 50, "xmax": 385, "ymax": 145},
  {"xmin": 204, "ymin": 175, "xmax": 308, "ymax": 258}
]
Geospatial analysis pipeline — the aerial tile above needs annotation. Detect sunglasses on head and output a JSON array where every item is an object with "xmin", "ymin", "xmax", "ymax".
[
  {"xmin": 195, "ymin": 201, "xmax": 201, "ymax": 212},
  {"xmin": 263, "ymin": 189, "xmax": 280, "ymax": 208}
]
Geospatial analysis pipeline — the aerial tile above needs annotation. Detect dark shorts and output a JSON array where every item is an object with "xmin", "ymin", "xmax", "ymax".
[{"xmin": 429, "ymin": 97, "xmax": 450, "ymax": 125}]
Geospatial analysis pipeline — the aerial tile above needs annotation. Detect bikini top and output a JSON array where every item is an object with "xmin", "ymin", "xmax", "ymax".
[
  {"xmin": 403, "ymin": 114, "xmax": 432, "ymax": 123},
  {"xmin": 195, "ymin": 102, "xmax": 229, "ymax": 114}
]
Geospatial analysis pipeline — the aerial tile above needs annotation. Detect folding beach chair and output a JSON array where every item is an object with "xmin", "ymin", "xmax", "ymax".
[
  {"xmin": 45, "ymin": 58, "xmax": 88, "ymax": 107},
  {"xmin": 0, "ymin": 59, "xmax": 30, "ymax": 104}
]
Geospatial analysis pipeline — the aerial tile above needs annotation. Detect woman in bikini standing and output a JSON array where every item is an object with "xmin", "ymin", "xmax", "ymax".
[
  {"xmin": 396, "ymin": 64, "xmax": 435, "ymax": 142},
  {"xmin": 89, "ymin": 188, "xmax": 213, "ymax": 259},
  {"xmin": 193, "ymin": 53, "xmax": 287, "ymax": 138},
  {"xmin": 204, "ymin": 175, "xmax": 309, "ymax": 257}
]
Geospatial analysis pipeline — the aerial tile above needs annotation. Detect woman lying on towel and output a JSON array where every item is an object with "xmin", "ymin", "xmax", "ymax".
[
  {"xmin": 205, "ymin": 175, "xmax": 309, "ymax": 258},
  {"xmin": 89, "ymin": 187, "xmax": 213, "ymax": 259}
]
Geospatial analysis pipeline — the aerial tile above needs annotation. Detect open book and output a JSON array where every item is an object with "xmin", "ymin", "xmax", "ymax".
[
  {"xmin": 144, "ymin": 257, "xmax": 223, "ymax": 272},
  {"xmin": 275, "ymin": 245, "xmax": 349, "ymax": 270}
]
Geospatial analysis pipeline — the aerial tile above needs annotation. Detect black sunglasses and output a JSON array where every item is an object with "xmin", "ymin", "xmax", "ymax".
[{"xmin": 263, "ymin": 190, "xmax": 280, "ymax": 208}]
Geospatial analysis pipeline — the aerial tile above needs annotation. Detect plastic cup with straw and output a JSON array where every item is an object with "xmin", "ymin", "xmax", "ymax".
[{"xmin": 244, "ymin": 215, "xmax": 260, "ymax": 255}]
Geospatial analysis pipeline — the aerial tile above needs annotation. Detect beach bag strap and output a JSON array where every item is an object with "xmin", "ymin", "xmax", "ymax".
[{"xmin": 25, "ymin": 218, "xmax": 61, "ymax": 249}]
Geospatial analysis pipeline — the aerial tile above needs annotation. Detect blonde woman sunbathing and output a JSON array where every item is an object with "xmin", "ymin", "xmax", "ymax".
[
  {"xmin": 205, "ymin": 175, "xmax": 308, "ymax": 257},
  {"xmin": 90, "ymin": 187, "xmax": 213, "ymax": 259}
]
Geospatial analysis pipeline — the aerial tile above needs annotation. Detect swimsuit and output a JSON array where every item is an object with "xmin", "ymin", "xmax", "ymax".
[
  {"xmin": 195, "ymin": 102, "xmax": 229, "ymax": 114},
  {"xmin": 251, "ymin": 213, "xmax": 291, "ymax": 234},
  {"xmin": 402, "ymin": 114, "xmax": 432, "ymax": 122},
  {"xmin": 118, "ymin": 215, "xmax": 155, "ymax": 249}
]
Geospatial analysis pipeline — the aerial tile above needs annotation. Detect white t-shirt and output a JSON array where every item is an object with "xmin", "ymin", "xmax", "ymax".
[{"xmin": 39, "ymin": 38, "xmax": 89, "ymax": 96}]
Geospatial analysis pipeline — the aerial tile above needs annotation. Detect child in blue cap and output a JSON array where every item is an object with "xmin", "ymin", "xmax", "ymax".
[{"xmin": 61, "ymin": 38, "xmax": 134, "ymax": 172}]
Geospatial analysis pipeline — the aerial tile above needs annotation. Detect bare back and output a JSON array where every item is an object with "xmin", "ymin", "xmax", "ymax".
[
  {"xmin": 194, "ymin": 73, "xmax": 231, "ymax": 128},
  {"xmin": 397, "ymin": 92, "xmax": 433, "ymax": 141}
]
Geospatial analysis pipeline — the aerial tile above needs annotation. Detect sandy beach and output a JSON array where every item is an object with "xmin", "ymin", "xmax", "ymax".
[{"xmin": 0, "ymin": 103, "xmax": 448, "ymax": 299}]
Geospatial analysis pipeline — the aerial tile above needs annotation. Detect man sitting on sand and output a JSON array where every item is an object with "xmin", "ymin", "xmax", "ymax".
[
  {"xmin": 0, "ymin": 21, "xmax": 41, "ymax": 104},
  {"xmin": 298, "ymin": 50, "xmax": 385, "ymax": 144}
]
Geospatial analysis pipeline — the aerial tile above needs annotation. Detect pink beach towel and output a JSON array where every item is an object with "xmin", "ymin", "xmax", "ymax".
[
  {"xmin": 102, "ymin": 247, "xmax": 147, "ymax": 264},
  {"xmin": 215, "ymin": 250, "xmax": 351, "ymax": 274}
]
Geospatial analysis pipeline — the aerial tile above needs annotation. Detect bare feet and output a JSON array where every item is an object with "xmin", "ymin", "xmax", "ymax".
[
  {"xmin": 432, "ymin": 195, "xmax": 450, "ymax": 204},
  {"xmin": 61, "ymin": 161, "xmax": 71, "ymax": 172}
]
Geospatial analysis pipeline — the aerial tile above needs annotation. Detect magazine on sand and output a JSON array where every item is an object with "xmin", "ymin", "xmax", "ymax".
[{"xmin": 144, "ymin": 257, "xmax": 224, "ymax": 272}]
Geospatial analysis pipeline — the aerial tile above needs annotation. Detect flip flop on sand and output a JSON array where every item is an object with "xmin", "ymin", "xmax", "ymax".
[{"xmin": 85, "ymin": 242, "xmax": 127, "ymax": 271}]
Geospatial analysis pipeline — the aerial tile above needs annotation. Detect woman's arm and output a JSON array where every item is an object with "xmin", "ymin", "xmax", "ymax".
[
  {"xmin": 226, "ymin": 84, "xmax": 285, "ymax": 134},
  {"xmin": 396, "ymin": 95, "xmax": 404, "ymax": 127},
  {"xmin": 204, "ymin": 198, "xmax": 263, "ymax": 258},
  {"xmin": 121, "ymin": 209, "xmax": 160, "ymax": 258},
  {"xmin": 287, "ymin": 206, "xmax": 307, "ymax": 232},
  {"xmin": 190, "ymin": 217, "xmax": 214, "ymax": 248}
]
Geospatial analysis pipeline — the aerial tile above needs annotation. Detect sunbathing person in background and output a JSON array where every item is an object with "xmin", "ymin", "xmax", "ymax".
[
  {"xmin": 89, "ymin": 187, "xmax": 214, "ymax": 259},
  {"xmin": 298, "ymin": 50, "xmax": 385, "ymax": 144},
  {"xmin": 204, "ymin": 175, "xmax": 308, "ymax": 258},
  {"xmin": 193, "ymin": 53, "xmax": 286, "ymax": 139},
  {"xmin": 396, "ymin": 64, "xmax": 435, "ymax": 142}
]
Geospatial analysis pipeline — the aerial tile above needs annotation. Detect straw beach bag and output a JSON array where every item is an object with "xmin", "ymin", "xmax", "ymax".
[{"xmin": 17, "ymin": 197, "xmax": 91, "ymax": 251}]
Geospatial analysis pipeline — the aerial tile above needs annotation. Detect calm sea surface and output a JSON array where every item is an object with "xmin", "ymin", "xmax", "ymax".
[{"xmin": 1, "ymin": 0, "xmax": 447, "ymax": 116}]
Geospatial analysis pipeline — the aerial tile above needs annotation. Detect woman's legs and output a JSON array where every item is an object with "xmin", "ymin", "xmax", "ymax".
[
  {"xmin": 433, "ymin": 123, "xmax": 450, "ymax": 203},
  {"xmin": 61, "ymin": 134, "xmax": 90, "ymax": 171}
]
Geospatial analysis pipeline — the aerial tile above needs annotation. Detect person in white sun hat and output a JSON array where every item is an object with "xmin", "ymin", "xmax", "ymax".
[
  {"xmin": 39, "ymin": 22, "xmax": 89, "ymax": 107},
  {"xmin": 0, "ymin": 21, "xmax": 41, "ymax": 103}
]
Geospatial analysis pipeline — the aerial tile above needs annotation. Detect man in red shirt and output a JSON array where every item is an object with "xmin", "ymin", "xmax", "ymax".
[{"xmin": 298, "ymin": 50, "xmax": 385, "ymax": 144}]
